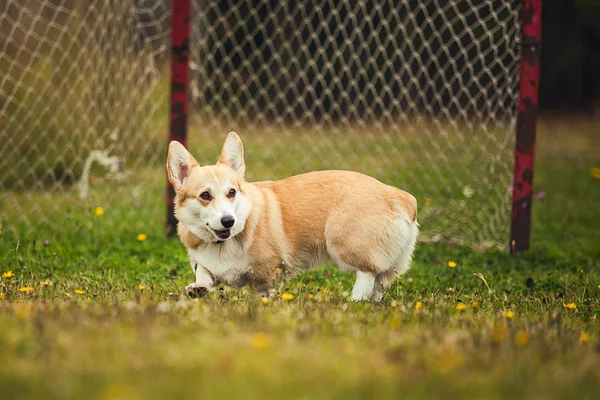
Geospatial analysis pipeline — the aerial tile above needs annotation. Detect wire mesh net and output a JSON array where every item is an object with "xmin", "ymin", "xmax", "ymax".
[{"xmin": 0, "ymin": 0, "xmax": 520, "ymax": 248}]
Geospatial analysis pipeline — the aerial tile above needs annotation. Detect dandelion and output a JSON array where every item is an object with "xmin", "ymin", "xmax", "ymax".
[
  {"xmin": 579, "ymin": 332, "xmax": 590, "ymax": 343},
  {"xmin": 563, "ymin": 303, "xmax": 576, "ymax": 310},
  {"xmin": 281, "ymin": 293, "xmax": 294, "ymax": 301},
  {"xmin": 472, "ymin": 301, "xmax": 480, "ymax": 309},
  {"xmin": 0, "ymin": 293, "xmax": 4, "ymax": 300},
  {"xmin": 591, "ymin": 167, "xmax": 600, "ymax": 180},
  {"xmin": 448, "ymin": 261, "xmax": 457, "ymax": 268},
  {"xmin": 424, "ymin": 198, "xmax": 431, "ymax": 206},
  {"xmin": 344, "ymin": 342, "xmax": 356, "ymax": 355},
  {"xmin": 19, "ymin": 287, "xmax": 34, "ymax": 293},
  {"xmin": 463, "ymin": 186, "xmax": 475, "ymax": 198},
  {"xmin": 515, "ymin": 331, "xmax": 529, "ymax": 346},
  {"xmin": 139, "ymin": 285, "xmax": 146, "ymax": 291},
  {"xmin": 41, "ymin": 281, "xmax": 51, "ymax": 286},
  {"xmin": 598, "ymin": 284, "xmax": 600, "ymax": 289},
  {"xmin": 274, "ymin": 267, "xmax": 281, "ymax": 274},
  {"xmin": 456, "ymin": 303, "xmax": 467, "ymax": 311},
  {"xmin": 2, "ymin": 270, "xmax": 14, "ymax": 278},
  {"xmin": 137, "ymin": 233, "xmax": 147, "ymax": 242},
  {"xmin": 261, "ymin": 297, "xmax": 269, "ymax": 305},
  {"xmin": 390, "ymin": 316, "xmax": 401, "ymax": 330},
  {"xmin": 431, "ymin": 350, "xmax": 464, "ymax": 374},
  {"xmin": 491, "ymin": 323, "xmax": 508, "ymax": 344},
  {"xmin": 64, "ymin": 292, "xmax": 71, "ymax": 298},
  {"xmin": 504, "ymin": 310, "xmax": 515, "ymax": 319},
  {"xmin": 250, "ymin": 333, "xmax": 269, "ymax": 349},
  {"xmin": 74, "ymin": 289, "xmax": 84, "ymax": 295},
  {"xmin": 306, "ymin": 294, "xmax": 314, "ymax": 300},
  {"xmin": 94, "ymin": 207, "xmax": 104, "ymax": 216},
  {"xmin": 415, "ymin": 301, "xmax": 422, "ymax": 310}
]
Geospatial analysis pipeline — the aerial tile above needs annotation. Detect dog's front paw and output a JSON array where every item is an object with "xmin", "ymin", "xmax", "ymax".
[{"xmin": 185, "ymin": 282, "xmax": 213, "ymax": 298}]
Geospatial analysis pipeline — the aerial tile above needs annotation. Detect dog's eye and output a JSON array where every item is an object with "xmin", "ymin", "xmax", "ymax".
[
  {"xmin": 227, "ymin": 188, "xmax": 236, "ymax": 198},
  {"xmin": 200, "ymin": 191, "xmax": 212, "ymax": 201}
]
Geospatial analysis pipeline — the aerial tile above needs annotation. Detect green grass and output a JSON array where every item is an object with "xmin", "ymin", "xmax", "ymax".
[{"xmin": 0, "ymin": 118, "xmax": 599, "ymax": 399}]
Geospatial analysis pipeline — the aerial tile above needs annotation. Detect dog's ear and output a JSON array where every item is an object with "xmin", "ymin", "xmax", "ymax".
[
  {"xmin": 218, "ymin": 131, "xmax": 245, "ymax": 177},
  {"xmin": 167, "ymin": 141, "xmax": 197, "ymax": 191}
]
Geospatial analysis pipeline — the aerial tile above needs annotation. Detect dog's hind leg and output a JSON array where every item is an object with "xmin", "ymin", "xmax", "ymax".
[
  {"xmin": 371, "ymin": 229, "xmax": 418, "ymax": 302},
  {"xmin": 371, "ymin": 269, "xmax": 397, "ymax": 302},
  {"xmin": 351, "ymin": 271, "xmax": 376, "ymax": 301}
]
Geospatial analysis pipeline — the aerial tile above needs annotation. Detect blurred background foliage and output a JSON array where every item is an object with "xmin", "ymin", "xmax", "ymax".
[{"xmin": 542, "ymin": 0, "xmax": 600, "ymax": 112}]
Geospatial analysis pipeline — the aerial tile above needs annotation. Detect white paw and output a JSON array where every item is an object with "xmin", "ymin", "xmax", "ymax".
[
  {"xmin": 350, "ymin": 271, "xmax": 375, "ymax": 301},
  {"xmin": 185, "ymin": 282, "xmax": 213, "ymax": 298},
  {"xmin": 350, "ymin": 288, "xmax": 374, "ymax": 302}
]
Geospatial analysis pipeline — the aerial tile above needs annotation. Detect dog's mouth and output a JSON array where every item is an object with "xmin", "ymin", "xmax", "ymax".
[{"xmin": 213, "ymin": 229, "xmax": 231, "ymax": 240}]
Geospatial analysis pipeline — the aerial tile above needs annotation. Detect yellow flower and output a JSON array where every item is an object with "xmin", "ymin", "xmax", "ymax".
[
  {"xmin": 448, "ymin": 261, "xmax": 457, "ymax": 268},
  {"xmin": 281, "ymin": 293, "xmax": 294, "ymax": 301},
  {"xmin": 515, "ymin": 331, "xmax": 529, "ymax": 346},
  {"xmin": 94, "ymin": 207, "xmax": 104, "ymax": 216},
  {"xmin": 64, "ymin": 292, "xmax": 71, "ymax": 298},
  {"xmin": 261, "ymin": 297, "xmax": 269, "ymax": 305},
  {"xmin": 274, "ymin": 267, "xmax": 281, "ymax": 274},
  {"xmin": 424, "ymin": 198, "xmax": 431, "ymax": 206},
  {"xmin": 597, "ymin": 284, "xmax": 600, "ymax": 289},
  {"xmin": 504, "ymin": 310, "xmax": 515, "ymax": 319},
  {"xmin": 579, "ymin": 332, "xmax": 590, "ymax": 343},
  {"xmin": 563, "ymin": 303, "xmax": 576, "ymax": 310},
  {"xmin": 139, "ymin": 285, "xmax": 146, "ymax": 291},
  {"xmin": 0, "ymin": 293, "xmax": 4, "ymax": 300},
  {"xmin": 591, "ymin": 167, "xmax": 600, "ymax": 180},
  {"xmin": 306, "ymin": 294, "xmax": 314, "ymax": 300},
  {"xmin": 74, "ymin": 289, "xmax": 84, "ymax": 295},
  {"xmin": 137, "ymin": 233, "xmax": 147, "ymax": 242},
  {"xmin": 19, "ymin": 287, "xmax": 34, "ymax": 293},
  {"xmin": 415, "ymin": 301, "xmax": 422, "ymax": 310},
  {"xmin": 390, "ymin": 316, "xmax": 401, "ymax": 330},
  {"xmin": 2, "ymin": 270, "xmax": 14, "ymax": 278},
  {"xmin": 41, "ymin": 281, "xmax": 51, "ymax": 286},
  {"xmin": 472, "ymin": 301, "xmax": 480, "ymax": 309},
  {"xmin": 456, "ymin": 303, "xmax": 467, "ymax": 311},
  {"xmin": 250, "ymin": 333, "xmax": 269, "ymax": 349},
  {"xmin": 491, "ymin": 323, "xmax": 508, "ymax": 344}
]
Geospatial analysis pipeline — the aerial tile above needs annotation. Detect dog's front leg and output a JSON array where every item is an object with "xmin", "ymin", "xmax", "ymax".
[{"xmin": 184, "ymin": 263, "xmax": 214, "ymax": 298}]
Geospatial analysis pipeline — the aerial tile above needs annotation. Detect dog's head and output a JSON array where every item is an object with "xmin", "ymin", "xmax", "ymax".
[{"xmin": 167, "ymin": 132, "xmax": 251, "ymax": 244}]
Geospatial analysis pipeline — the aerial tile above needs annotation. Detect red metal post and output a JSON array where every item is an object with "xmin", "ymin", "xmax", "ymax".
[
  {"xmin": 166, "ymin": 0, "xmax": 191, "ymax": 236},
  {"xmin": 510, "ymin": 0, "xmax": 542, "ymax": 253}
]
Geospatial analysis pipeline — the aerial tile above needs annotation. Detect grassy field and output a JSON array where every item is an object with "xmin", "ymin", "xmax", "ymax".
[{"xmin": 0, "ymin": 117, "xmax": 599, "ymax": 399}]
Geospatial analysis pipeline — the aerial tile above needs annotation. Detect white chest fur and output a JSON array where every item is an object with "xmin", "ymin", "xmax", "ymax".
[{"xmin": 188, "ymin": 241, "xmax": 250, "ymax": 286}]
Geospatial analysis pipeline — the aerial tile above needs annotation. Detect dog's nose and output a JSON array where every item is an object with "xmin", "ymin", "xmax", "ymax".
[{"xmin": 221, "ymin": 215, "xmax": 235, "ymax": 229}]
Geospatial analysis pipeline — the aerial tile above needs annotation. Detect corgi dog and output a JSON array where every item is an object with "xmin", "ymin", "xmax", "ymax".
[{"xmin": 167, "ymin": 132, "xmax": 418, "ymax": 301}]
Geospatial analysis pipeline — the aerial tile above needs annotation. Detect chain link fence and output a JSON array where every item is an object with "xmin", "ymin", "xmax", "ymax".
[{"xmin": 0, "ymin": 0, "xmax": 520, "ymax": 248}]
